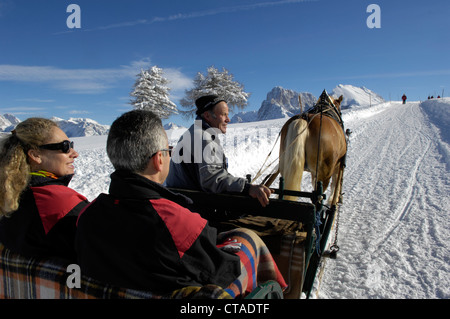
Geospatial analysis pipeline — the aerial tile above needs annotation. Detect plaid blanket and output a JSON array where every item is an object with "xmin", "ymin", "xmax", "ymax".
[
  {"xmin": 1, "ymin": 229, "xmax": 284, "ymax": 299},
  {"xmin": 0, "ymin": 243, "xmax": 230, "ymax": 299},
  {"xmin": 217, "ymin": 216, "xmax": 307, "ymax": 299},
  {"xmin": 217, "ymin": 228, "xmax": 288, "ymax": 298}
]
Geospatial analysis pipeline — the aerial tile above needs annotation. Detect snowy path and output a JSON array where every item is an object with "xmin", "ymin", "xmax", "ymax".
[{"xmin": 316, "ymin": 101, "xmax": 450, "ymax": 299}]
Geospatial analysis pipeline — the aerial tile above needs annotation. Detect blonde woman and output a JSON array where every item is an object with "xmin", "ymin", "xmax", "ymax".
[{"xmin": 0, "ymin": 118, "xmax": 89, "ymax": 261}]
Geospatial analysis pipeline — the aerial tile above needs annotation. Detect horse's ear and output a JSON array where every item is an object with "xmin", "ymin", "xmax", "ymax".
[{"xmin": 334, "ymin": 95, "xmax": 343, "ymax": 110}]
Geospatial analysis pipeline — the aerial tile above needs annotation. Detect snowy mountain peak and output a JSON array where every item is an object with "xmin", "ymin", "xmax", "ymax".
[
  {"xmin": 257, "ymin": 87, "xmax": 317, "ymax": 120},
  {"xmin": 230, "ymin": 84, "xmax": 385, "ymax": 124},
  {"xmin": 3, "ymin": 113, "xmax": 20, "ymax": 125},
  {"xmin": 331, "ymin": 84, "xmax": 385, "ymax": 109},
  {"xmin": 0, "ymin": 115, "xmax": 110, "ymax": 137},
  {"xmin": 0, "ymin": 113, "xmax": 21, "ymax": 132},
  {"xmin": 164, "ymin": 122, "xmax": 184, "ymax": 130},
  {"xmin": 53, "ymin": 117, "xmax": 110, "ymax": 137},
  {"xmin": 230, "ymin": 86, "xmax": 317, "ymax": 123}
]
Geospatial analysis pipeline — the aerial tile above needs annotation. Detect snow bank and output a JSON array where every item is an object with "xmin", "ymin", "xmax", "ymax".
[
  {"xmin": 420, "ymin": 98, "xmax": 450, "ymax": 143},
  {"xmin": 419, "ymin": 97, "xmax": 450, "ymax": 165}
]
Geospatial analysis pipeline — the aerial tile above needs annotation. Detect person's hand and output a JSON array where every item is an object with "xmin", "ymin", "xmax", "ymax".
[{"xmin": 248, "ymin": 184, "xmax": 273, "ymax": 207}]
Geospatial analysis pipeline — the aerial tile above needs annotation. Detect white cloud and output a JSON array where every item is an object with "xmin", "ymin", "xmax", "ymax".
[
  {"xmin": 0, "ymin": 106, "xmax": 47, "ymax": 116},
  {"xmin": 55, "ymin": 81, "xmax": 114, "ymax": 95},
  {"xmin": 0, "ymin": 58, "xmax": 192, "ymax": 95},
  {"xmin": 0, "ymin": 106, "xmax": 45, "ymax": 112},
  {"xmin": 16, "ymin": 98, "xmax": 55, "ymax": 103},
  {"xmin": 69, "ymin": 110, "xmax": 91, "ymax": 115},
  {"xmin": 0, "ymin": 64, "xmax": 126, "ymax": 83},
  {"xmin": 164, "ymin": 68, "xmax": 193, "ymax": 91}
]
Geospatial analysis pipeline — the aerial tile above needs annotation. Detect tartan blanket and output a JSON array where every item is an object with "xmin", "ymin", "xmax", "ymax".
[
  {"xmin": 0, "ymin": 243, "xmax": 230, "ymax": 299},
  {"xmin": 1, "ymin": 228, "xmax": 285, "ymax": 299},
  {"xmin": 217, "ymin": 228, "xmax": 288, "ymax": 298}
]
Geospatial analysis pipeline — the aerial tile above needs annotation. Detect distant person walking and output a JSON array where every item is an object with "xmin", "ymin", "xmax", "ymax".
[{"xmin": 402, "ymin": 94, "xmax": 407, "ymax": 104}]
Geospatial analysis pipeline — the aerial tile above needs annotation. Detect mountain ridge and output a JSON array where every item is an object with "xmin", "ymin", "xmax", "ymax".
[{"xmin": 231, "ymin": 84, "xmax": 385, "ymax": 123}]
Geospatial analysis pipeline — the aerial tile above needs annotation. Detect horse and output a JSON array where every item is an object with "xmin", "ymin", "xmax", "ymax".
[{"xmin": 264, "ymin": 90, "xmax": 347, "ymax": 206}]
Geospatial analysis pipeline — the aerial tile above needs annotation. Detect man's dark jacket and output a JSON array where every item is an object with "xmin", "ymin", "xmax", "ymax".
[{"xmin": 75, "ymin": 170, "xmax": 240, "ymax": 294}]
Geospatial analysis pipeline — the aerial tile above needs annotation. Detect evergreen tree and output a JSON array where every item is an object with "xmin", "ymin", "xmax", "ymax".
[
  {"xmin": 180, "ymin": 66, "xmax": 250, "ymax": 118},
  {"xmin": 130, "ymin": 66, "xmax": 178, "ymax": 119}
]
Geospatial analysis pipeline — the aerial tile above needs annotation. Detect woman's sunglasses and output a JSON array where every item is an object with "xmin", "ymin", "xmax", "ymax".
[{"xmin": 39, "ymin": 140, "xmax": 74, "ymax": 153}]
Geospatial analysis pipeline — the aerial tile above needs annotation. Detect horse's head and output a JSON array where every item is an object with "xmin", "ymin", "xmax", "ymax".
[
  {"xmin": 330, "ymin": 95, "xmax": 344, "ymax": 111},
  {"xmin": 316, "ymin": 90, "xmax": 344, "ymax": 111}
]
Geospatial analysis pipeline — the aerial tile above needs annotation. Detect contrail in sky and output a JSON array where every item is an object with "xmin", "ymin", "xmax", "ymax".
[{"xmin": 83, "ymin": 0, "xmax": 317, "ymax": 32}]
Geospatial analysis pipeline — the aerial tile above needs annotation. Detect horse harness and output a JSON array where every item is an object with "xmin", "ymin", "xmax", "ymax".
[{"xmin": 301, "ymin": 90, "xmax": 345, "ymax": 132}]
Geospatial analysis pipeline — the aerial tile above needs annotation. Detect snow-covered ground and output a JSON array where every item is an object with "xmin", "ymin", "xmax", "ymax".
[
  {"xmin": 316, "ymin": 99, "xmax": 449, "ymax": 299},
  {"xmin": 70, "ymin": 98, "xmax": 450, "ymax": 299}
]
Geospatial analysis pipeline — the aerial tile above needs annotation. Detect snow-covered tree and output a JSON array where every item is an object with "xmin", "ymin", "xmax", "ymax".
[
  {"xmin": 180, "ymin": 66, "xmax": 251, "ymax": 118},
  {"xmin": 130, "ymin": 66, "xmax": 178, "ymax": 119}
]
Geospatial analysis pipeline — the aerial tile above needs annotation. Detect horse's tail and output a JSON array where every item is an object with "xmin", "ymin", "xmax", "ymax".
[{"xmin": 279, "ymin": 118, "xmax": 308, "ymax": 201}]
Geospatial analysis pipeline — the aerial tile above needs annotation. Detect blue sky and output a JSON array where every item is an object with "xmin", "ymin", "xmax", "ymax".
[{"xmin": 0, "ymin": 0, "xmax": 449, "ymax": 127}]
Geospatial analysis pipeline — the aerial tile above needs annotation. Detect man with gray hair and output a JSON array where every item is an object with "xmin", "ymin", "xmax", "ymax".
[
  {"xmin": 75, "ymin": 110, "xmax": 241, "ymax": 293},
  {"xmin": 166, "ymin": 94, "xmax": 272, "ymax": 207}
]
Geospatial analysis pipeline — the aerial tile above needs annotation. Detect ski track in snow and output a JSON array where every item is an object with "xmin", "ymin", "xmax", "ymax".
[
  {"xmin": 70, "ymin": 100, "xmax": 450, "ymax": 299},
  {"xmin": 317, "ymin": 101, "xmax": 450, "ymax": 299}
]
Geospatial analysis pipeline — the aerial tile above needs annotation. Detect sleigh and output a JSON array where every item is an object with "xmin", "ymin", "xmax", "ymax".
[
  {"xmin": 165, "ymin": 90, "xmax": 350, "ymax": 299},
  {"xmin": 0, "ymin": 180, "xmax": 334, "ymax": 300},
  {"xmin": 169, "ymin": 177, "xmax": 337, "ymax": 299}
]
